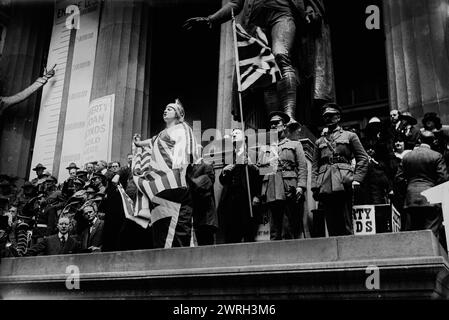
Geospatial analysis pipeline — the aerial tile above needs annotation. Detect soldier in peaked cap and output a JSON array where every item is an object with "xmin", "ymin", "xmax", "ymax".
[
  {"xmin": 311, "ymin": 103, "xmax": 369, "ymax": 236},
  {"xmin": 258, "ymin": 111, "xmax": 308, "ymax": 240},
  {"xmin": 76, "ymin": 170, "xmax": 88, "ymax": 183}
]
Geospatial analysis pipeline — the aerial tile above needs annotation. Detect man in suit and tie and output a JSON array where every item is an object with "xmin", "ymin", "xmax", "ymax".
[
  {"xmin": 80, "ymin": 204, "xmax": 104, "ymax": 253},
  {"xmin": 395, "ymin": 130, "xmax": 448, "ymax": 240},
  {"xmin": 25, "ymin": 215, "xmax": 80, "ymax": 256}
]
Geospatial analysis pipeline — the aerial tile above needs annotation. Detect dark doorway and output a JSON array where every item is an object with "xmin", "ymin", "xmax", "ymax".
[
  {"xmin": 148, "ymin": 2, "xmax": 221, "ymax": 136},
  {"xmin": 324, "ymin": 0, "xmax": 389, "ymax": 129}
]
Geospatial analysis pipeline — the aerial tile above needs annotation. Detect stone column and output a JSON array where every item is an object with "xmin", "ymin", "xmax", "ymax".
[
  {"xmin": 216, "ymin": 0, "xmax": 239, "ymax": 135},
  {"xmin": 90, "ymin": 0, "xmax": 151, "ymax": 164},
  {"xmin": 383, "ymin": 0, "xmax": 449, "ymax": 123},
  {"xmin": 0, "ymin": 2, "xmax": 53, "ymax": 180}
]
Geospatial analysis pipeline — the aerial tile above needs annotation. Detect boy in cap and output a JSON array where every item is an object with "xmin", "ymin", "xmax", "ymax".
[{"xmin": 311, "ymin": 103, "xmax": 368, "ymax": 236}]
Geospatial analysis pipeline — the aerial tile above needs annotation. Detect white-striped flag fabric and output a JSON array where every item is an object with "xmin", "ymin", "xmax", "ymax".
[
  {"xmin": 117, "ymin": 184, "xmax": 150, "ymax": 229},
  {"xmin": 235, "ymin": 23, "xmax": 281, "ymax": 91},
  {"xmin": 128, "ymin": 122, "xmax": 199, "ymax": 247},
  {"xmin": 391, "ymin": 204, "xmax": 401, "ymax": 233}
]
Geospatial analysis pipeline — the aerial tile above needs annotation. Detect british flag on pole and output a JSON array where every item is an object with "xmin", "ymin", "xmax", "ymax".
[{"xmin": 235, "ymin": 23, "xmax": 281, "ymax": 92}]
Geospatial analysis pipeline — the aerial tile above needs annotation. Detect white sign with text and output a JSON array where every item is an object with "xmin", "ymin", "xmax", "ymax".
[
  {"xmin": 81, "ymin": 94, "xmax": 115, "ymax": 165},
  {"xmin": 353, "ymin": 205, "xmax": 376, "ymax": 235}
]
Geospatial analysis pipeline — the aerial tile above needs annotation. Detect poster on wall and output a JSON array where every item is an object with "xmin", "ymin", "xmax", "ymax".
[
  {"xmin": 81, "ymin": 94, "xmax": 115, "ymax": 166},
  {"xmin": 352, "ymin": 205, "xmax": 376, "ymax": 235},
  {"xmin": 30, "ymin": 0, "xmax": 101, "ymax": 180}
]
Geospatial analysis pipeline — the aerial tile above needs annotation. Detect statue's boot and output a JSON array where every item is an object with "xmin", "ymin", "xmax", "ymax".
[
  {"xmin": 274, "ymin": 53, "xmax": 298, "ymax": 123},
  {"xmin": 277, "ymin": 73, "xmax": 298, "ymax": 123}
]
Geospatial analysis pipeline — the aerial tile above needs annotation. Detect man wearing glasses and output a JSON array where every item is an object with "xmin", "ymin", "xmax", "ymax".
[
  {"xmin": 109, "ymin": 162, "xmax": 120, "ymax": 173},
  {"xmin": 258, "ymin": 111, "xmax": 308, "ymax": 240}
]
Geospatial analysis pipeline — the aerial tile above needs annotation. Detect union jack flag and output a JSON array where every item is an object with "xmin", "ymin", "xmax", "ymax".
[{"xmin": 235, "ymin": 23, "xmax": 281, "ymax": 91}]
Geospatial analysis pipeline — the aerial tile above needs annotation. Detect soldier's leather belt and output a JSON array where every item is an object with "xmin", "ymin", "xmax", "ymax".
[
  {"xmin": 277, "ymin": 165, "xmax": 297, "ymax": 172},
  {"xmin": 319, "ymin": 156, "xmax": 349, "ymax": 166}
]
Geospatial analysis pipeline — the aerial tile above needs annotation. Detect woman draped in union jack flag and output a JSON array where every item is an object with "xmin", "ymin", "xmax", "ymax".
[{"xmin": 132, "ymin": 99, "xmax": 200, "ymax": 248}]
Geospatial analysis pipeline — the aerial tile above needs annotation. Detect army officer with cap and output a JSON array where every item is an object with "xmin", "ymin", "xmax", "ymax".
[
  {"xmin": 311, "ymin": 103, "xmax": 368, "ymax": 236},
  {"xmin": 258, "ymin": 111, "xmax": 308, "ymax": 240}
]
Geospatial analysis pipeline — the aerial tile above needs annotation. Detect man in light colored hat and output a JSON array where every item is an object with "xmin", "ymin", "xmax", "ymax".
[
  {"xmin": 311, "ymin": 103, "xmax": 369, "ymax": 236},
  {"xmin": 258, "ymin": 111, "xmax": 308, "ymax": 240}
]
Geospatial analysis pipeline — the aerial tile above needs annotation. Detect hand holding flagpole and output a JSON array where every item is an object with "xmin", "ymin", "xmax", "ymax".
[{"xmin": 231, "ymin": 9, "xmax": 254, "ymax": 218}]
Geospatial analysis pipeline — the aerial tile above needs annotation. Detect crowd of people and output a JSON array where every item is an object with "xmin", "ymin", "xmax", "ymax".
[
  {"xmin": 0, "ymin": 156, "xmax": 138, "ymax": 257},
  {"xmin": 356, "ymin": 109, "xmax": 449, "ymax": 246},
  {"xmin": 1, "ymin": 99, "xmax": 448, "ymax": 258}
]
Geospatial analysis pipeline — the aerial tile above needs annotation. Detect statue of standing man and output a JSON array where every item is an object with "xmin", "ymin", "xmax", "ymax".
[{"xmin": 184, "ymin": 0, "xmax": 335, "ymax": 124}]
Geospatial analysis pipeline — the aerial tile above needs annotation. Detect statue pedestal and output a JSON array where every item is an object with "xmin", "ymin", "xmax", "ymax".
[{"xmin": 1, "ymin": 231, "xmax": 448, "ymax": 299}]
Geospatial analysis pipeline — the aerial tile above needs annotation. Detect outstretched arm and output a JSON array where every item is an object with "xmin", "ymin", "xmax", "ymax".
[
  {"xmin": 208, "ymin": 0, "xmax": 245, "ymax": 26},
  {"xmin": 183, "ymin": 0, "xmax": 244, "ymax": 30},
  {"xmin": 0, "ymin": 65, "xmax": 56, "ymax": 116}
]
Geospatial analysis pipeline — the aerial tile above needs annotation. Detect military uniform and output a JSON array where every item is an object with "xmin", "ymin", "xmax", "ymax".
[
  {"xmin": 15, "ymin": 193, "xmax": 34, "ymax": 213},
  {"xmin": 312, "ymin": 126, "xmax": 368, "ymax": 236},
  {"xmin": 259, "ymin": 137, "xmax": 307, "ymax": 239}
]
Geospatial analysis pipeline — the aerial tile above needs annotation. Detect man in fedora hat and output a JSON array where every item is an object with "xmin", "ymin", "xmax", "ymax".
[
  {"xmin": 31, "ymin": 163, "xmax": 47, "ymax": 188},
  {"xmin": 90, "ymin": 171, "xmax": 107, "ymax": 194},
  {"xmin": 66, "ymin": 162, "xmax": 79, "ymax": 178},
  {"xmin": 398, "ymin": 111, "xmax": 420, "ymax": 150},
  {"xmin": 258, "ymin": 111, "xmax": 308, "ymax": 240},
  {"xmin": 311, "ymin": 103, "xmax": 369, "ymax": 236},
  {"xmin": 62, "ymin": 163, "xmax": 81, "ymax": 198}
]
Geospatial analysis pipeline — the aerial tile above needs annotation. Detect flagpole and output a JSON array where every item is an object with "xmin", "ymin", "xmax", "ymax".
[{"xmin": 231, "ymin": 10, "xmax": 254, "ymax": 218}]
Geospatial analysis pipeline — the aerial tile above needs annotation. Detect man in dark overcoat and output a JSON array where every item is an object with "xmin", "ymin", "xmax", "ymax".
[{"xmin": 395, "ymin": 130, "xmax": 448, "ymax": 240}]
